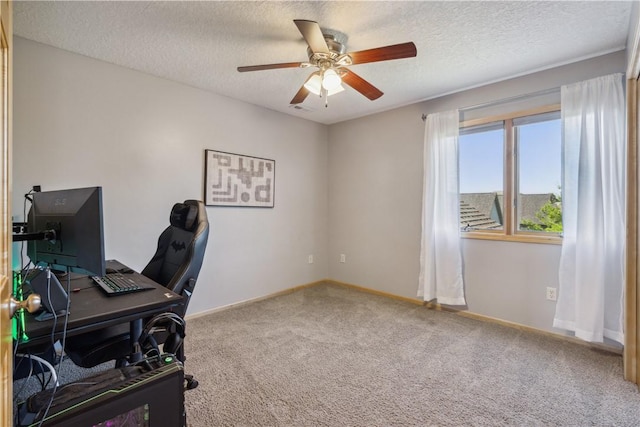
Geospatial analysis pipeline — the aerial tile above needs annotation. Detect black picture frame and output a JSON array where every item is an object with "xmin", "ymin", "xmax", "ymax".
[{"xmin": 204, "ymin": 149, "xmax": 275, "ymax": 207}]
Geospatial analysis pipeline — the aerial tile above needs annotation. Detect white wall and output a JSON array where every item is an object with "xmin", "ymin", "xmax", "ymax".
[
  {"xmin": 13, "ymin": 36, "xmax": 628, "ymax": 338},
  {"xmin": 13, "ymin": 37, "xmax": 330, "ymax": 315},
  {"xmin": 328, "ymin": 50, "xmax": 626, "ymax": 336}
]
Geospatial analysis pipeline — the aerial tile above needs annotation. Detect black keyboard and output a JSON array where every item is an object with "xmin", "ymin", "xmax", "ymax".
[{"xmin": 91, "ymin": 273, "xmax": 152, "ymax": 296}]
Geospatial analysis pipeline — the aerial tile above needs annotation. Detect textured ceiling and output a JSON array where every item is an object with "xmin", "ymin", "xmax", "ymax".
[{"xmin": 13, "ymin": 1, "xmax": 633, "ymax": 125}]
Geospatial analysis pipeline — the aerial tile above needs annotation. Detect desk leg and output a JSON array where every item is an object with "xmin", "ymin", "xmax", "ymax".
[{"xmin": 129, "ymin": 318, "xmax": 143, "ymax": 363}]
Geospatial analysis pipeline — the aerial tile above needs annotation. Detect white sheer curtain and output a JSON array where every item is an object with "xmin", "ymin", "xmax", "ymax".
[
  {"xmin": 418, "ymin": 109, "xmax": 466, "ymax": 305},
  {"xmin": 554, "ymin": 73, "xmax": 626, "ymax": 344}
]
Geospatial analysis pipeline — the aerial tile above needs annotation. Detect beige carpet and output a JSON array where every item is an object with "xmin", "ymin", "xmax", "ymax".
[
  {"xmin": 13, "ymin": 283, "xmax": 640, "ymax": 426},
  {"xmin": 183, "ymin": 283, "xmax": 640, "ymax": 426}
]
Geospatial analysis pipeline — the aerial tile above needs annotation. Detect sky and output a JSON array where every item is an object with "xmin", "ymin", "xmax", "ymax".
[{"xmin": 459, "ymin": 118, "xmax": 561, "ymax": 195}]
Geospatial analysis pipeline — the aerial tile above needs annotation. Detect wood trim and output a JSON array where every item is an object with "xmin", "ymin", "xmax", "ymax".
[
  {"xmin": 329, "ymin": 280, "xmax": 620, "ymax": 354},
  {"xmin": 325, "ymin": 279, "xmax": 424, "ymax": 306},
  {"xmin": 625, "ymin": 76, "xmax": 640, "ymax": 385},
  {"xmin": 184, "ymin": 281, "xmax": 324, "ymax": 320},
  {"xmin": 460, "ymin": 104, "xmax": 561, "ymax": 128},
  {"xmin": 504, "ymin": 118, "xmax": 515, "ymax": 234},
  {"xmin": 625, "ymin": 3, "xmax": 640, "ymax": 388},
  {"xmin": 426, "ymin": 300, "xmax": 622, "ymax": 355},
  {"xmin": 462, "ymin": 231, "xmax": 562, "ymax": 245},
  {"xmin": 0, "ymin": 0, "xmax": 11, "ymax": 424},
  {"xmin": 186, "ymin": 280, "xmax": 622, "ymax": 358}
]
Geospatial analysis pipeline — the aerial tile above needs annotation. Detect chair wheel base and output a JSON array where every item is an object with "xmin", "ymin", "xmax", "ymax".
[{"xmin": 184, "ymin": 374, "xmax": 198, "ymax": 390}]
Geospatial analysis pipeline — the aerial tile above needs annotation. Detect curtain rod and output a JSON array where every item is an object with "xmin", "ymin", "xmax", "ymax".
[{"xmin": 421, "ymin": 86, "xmax": 560, "ymax": 122}]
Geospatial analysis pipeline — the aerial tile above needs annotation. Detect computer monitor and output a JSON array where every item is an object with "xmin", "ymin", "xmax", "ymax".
[{"xmin": 27, "ymin": 186, "xmax": 106, "ymax": 277}]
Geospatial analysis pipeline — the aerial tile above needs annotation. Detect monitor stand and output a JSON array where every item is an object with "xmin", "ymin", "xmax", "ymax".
[{"xmin": 24, "ymin": 267, "xmax": 69, "ymax": 322}]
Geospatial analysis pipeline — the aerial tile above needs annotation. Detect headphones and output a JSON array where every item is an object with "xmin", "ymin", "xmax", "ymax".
[{"xmin": 138, "ymin": 312, "xmax": 186, "ymax": 359}]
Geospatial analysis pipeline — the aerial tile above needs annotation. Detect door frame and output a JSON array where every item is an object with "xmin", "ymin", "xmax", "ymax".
[
  {"xmin": 625, "ymin": 9, "xmax": 640, "ymax": 387},
  {"xmin": 0, "ymin": 0, "xmax": 12, "ymax": 424}
]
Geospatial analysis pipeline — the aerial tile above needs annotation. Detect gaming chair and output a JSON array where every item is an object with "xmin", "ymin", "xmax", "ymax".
[{"xmin": 64, "ymin": 200, "xmax": 209, "ymax": 369}]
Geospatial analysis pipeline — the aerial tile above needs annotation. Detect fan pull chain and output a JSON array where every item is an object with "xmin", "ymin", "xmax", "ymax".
[{"xmin": 322, "ymin": 87, "xmax": 328, "ymax": 108}]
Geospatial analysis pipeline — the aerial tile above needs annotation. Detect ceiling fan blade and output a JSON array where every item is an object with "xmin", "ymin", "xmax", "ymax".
[
  {"xmin": 348, "ymin": 42, "xmax": 417, "ymax": 65},
  {"xmin": 237, "ymin": 62, "xmax": 303, "ymax": 72},
  {"xmin": 341, "ymin": 69, "xmax": 383, "ymax": 100},
  {"xmin": 294, "ymin": 19, "xmax": 329, "ymax": 54},
  {"xmin": 290, "ymin": 85, "xmax": 310, "ymax": 104}
]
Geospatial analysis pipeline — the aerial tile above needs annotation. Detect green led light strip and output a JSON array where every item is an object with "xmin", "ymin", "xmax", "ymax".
[{"xmin": 12, "ymin": 271, "xmax": 29, "ymax": 342}]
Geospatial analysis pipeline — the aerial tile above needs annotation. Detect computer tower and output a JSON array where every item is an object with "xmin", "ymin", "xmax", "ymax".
[{"xmin": 17, "ymin": 356, "xmax": 185, "ymax": 427}]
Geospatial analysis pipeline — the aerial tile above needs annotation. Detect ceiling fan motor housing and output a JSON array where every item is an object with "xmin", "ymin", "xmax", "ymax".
[{"xmin": 307, "ymin": 34, "xmax": 349, "ymax": 69}]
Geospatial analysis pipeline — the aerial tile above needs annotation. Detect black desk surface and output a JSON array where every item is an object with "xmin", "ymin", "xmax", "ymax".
[{"xmin": 19, "ymin": 260, "xmax": 183, "ymax": 348}]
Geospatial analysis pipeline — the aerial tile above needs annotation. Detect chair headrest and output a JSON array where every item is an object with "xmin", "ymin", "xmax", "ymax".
[{"xmin": 170, "ymin": 202, "xmax": 198, "ymax": 231}]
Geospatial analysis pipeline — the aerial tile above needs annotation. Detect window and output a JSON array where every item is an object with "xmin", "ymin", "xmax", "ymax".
[{"xmin": 459, "ymin": 106, "xmax": 562, "ymax": 243}]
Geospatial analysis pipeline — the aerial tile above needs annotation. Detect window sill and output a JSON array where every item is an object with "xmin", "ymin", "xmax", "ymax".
[{"xmin": 461, "ymin": 231, "xmax": 562, "ymax": 245}]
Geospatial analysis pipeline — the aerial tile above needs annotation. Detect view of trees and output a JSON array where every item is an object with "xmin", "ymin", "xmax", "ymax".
[{"xmin": 520, "ymin": 192, "xmax": 563, "ymax": 233}]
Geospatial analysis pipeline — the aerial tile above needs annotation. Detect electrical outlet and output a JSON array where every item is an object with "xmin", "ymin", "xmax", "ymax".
[
  {"xmin": 308, "ymin": 255, "xmax": 314, "ymax": 264},
  {"xmin": 546, "ymin": 287, "xmax": 557, "ymax": 301},
  {"xmin": 340, "ymin": 254, "xmax": 346, "ymax": 263}
]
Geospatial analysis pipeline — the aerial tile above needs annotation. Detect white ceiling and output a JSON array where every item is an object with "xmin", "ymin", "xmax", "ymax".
[{"xmin": 13, "ymin": 1, "xmax": 633, "ymax": 125}]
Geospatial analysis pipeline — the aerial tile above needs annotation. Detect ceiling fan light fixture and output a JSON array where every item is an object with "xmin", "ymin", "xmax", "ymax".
[
  {"xmin": 303, "ymin": 73, "xmax": 323, "ymax": 95},
  {"xmin": 327, "ymin": 84, "xmax": 345, "ymax": 96},
  {"xmin": 322, "ymin": 68, "xmax": 342, "ymax": 91},
  {"xmin": 304, "ymin": 72, "xmax": 344, "ymax": 97}
]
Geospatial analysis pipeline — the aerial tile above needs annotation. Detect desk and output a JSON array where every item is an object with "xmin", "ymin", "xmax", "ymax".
[{"xmin": 17, "ymin": 260, "xmax": 183, "ymax": 362}]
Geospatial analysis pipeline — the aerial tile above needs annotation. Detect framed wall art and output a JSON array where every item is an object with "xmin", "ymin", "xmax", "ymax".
[{"xmin": 204, "ymin": 149, "xmax": 275, "ymax": 207}]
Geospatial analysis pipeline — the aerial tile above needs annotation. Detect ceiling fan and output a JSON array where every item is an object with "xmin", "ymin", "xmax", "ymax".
[{"xmin": 237, "ymin": 19, "xmax": 417, "ymax": 106}]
